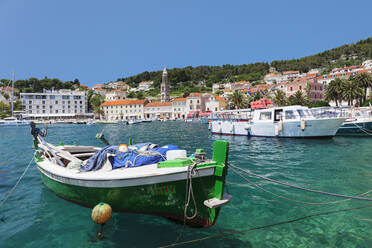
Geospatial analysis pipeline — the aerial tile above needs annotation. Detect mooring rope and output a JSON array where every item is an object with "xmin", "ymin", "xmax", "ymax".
[
  {"xmin": 228, "ymin": 163, "xmax": 372, "ymax": 201},
  {"xmin": 159, "ymin": 203, "xmax": 372, "ymax": 248},
  {"xmin": 175, "ymin": 162, "xmax": 198, "ymax": 243},
  {"xmin": 229, "ymin": 166, "xmax": 372, "ymax": 205},
  {"xmin": 352, "ymin": 122, "xmax": 372, "ymax": 135},
  {"xmin": 0, "ymin": 155, "xmax": 35, "ymax": 207}
]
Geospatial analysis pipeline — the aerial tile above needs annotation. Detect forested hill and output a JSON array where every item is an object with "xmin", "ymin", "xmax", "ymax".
[{"xmin": 118, "ymin": 36, "xmax": 372, "ymax": 88}]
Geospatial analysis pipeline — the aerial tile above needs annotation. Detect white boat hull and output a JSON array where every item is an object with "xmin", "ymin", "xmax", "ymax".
[{"xmin": 211, "ymin": 118, "xmax": 345, "ymax": 138}]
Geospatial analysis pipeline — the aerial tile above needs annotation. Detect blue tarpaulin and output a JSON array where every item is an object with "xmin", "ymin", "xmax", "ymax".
[{"xmin": 79, "ymin": 144, "xmax": 179, "ymax": 171}]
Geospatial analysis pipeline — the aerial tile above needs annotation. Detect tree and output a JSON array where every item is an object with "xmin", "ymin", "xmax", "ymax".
[
  {"xmin": 325, "ymin": 78, "xmax": 343, "ymax": 106},
  {"xmin": 288, "ymin": 90, "xmax": 306, "ymax": 105},
  {"xmin": 228, "ymin": 91, "xmax": 244, "ymax": 109},
  {"xmin": 272, "ymin": 90, "xmax": 287, "ymax": 106},
  {"xmin": 136, "ymin": 91, "xmax": 145, "ymax": 100},
  {"xmin": 341, "ymin": 78, "xmax": 364, "ymax": 106},
  {"xmin": 352, "ymin": 73, "xmax": 372, "ymax": 104}
]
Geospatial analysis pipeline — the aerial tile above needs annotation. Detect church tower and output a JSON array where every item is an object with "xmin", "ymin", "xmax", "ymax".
[{"xmin": 161, "ymin": 68, "xmax": 170, "ymax": 102}]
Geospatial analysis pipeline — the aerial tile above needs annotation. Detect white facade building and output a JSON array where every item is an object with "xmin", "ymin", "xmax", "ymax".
[
  {"xmin": 138, "ymin": 81, "xmax": 154, "ymax": 91},
  {"xmin": 105, "ymin": 90, "xmax": 127, "ymax": 101},
  {"xmin": 144, "ymin": 102, "xmax": 173, "ymax": 119},
  {"xmin": 172, "ymin": 98, "xmax": 188, "ymax": 119},
  {"xmin": 101, "ymin": 99, "xmax": 147, "ymax": 121},
  {"xmin": 20, "ymin": 89, "xmax": 90, "ymax": 120}
]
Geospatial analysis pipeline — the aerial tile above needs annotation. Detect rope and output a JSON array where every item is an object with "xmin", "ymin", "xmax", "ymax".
[
  {"xmin": 351, "ymin": 122, "xmax": 372, "ymax": 135},
  {"xmin": 159, "ymin": 203, "xmax": 372, "ymax": 248},
  {"xmin": 229, "ymin": 166, "xmax": 372, "ymax": 205},
  {"xmin": 228, "ymin": 163, "xmax": 372, "ymax": 201},
  {"xmin": 175, "ymin": 162, "xmax": 198, "ymax": 243},
  {"xmin": 0, "ymin": 155, "xmax": 35, "ymax": 207}
]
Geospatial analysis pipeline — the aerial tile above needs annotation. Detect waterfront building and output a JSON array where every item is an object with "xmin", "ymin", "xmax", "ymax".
[
  {"xmin": 138, "ymin": 81, "xmax": 154, "ymax": 91},
  {"xmin": 105, "ymin": 90, "xmax": 127, "ymax": 101},
  {"xmin": 101, "ymin": 99, "xmax": 148, "ymax": 121},
  {"xmin": 172, "ymin": 98, "xmax": 187, "ymax": 119},
  {"xmin": 20, "ymin": 89, "xmax": 91, "ymax": 120},
  {"xmin": 161, "ymin": 68, "xmax": 170, "ymax": 102},
  {"xmin": 286, "ymin": 78, "xmax": 324, "ymax": 101},
  {"xmin": 144, "ymin": 101, "xmax": 172, "ymax": 119},
  {"xmin": 203, "ymin": 94, "xmax": 227, "ymax": 112},
  {"xmin": 186, "ymin": 92, "xmax": 204, "ymax": 112}
]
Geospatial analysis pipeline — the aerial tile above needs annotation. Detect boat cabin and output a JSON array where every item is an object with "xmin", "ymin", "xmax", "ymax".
[{"xmin": 253, "ymin": 106, "xmax": 315, "ymax": 122}]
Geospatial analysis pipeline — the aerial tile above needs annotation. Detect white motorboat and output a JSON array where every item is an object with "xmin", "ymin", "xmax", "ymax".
[
  {"xmin": 210, "ymin": 106, "xmax": 346, "ymax": 138},
  {"xmin": 312, "ymin": 107, "xmax": 372, "ymax": 136},
  {"xmin": 0, "ymin": 117, "xmax": 30, "ymax": 126}
]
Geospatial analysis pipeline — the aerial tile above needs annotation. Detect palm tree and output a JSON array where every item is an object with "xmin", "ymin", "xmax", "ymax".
[
  {"xmin": 325, "ymin": 78, "xmax": 343, "ymax": 106},
  {"xmin": 341, "ymin": 79, "xmax": 364, "ymax": 106},
  {"xmin": 288, "ymin": 90, "xmax": 306, "ymax": 105},
  {"xmin": 272, "ymin": 90, "xmax": 287, "ymax": 106},
  {"xmin": 352, "ymin": 73, "xmax": 372, "ymax": 104},
  {"xmin": 228, "ymin": 90, "xmax": 244, "ymax": 109}
]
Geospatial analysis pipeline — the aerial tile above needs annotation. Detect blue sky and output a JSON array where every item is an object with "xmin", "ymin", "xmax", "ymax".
[{"xmin": 0, "ymin": 0, "xmax": 371, "ymax": 86}]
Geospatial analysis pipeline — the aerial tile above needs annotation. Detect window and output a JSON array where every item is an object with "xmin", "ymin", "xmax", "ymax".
[
  {"xmin": 55, "ymin": 101, "xmax": 58, "ymax": 104},
  {"xmin": 29, "ymin": 101, "xmax": 32, "ymax": 104},
  {"xmin": 55, "ymin": 110, "xmax": 58, "ymax": 113},
  {"xmin": 259, "ymin": 111, "xmax": 272, "ymax": 120},
  {"xmin": 62, "ymin": 95, "xmax": 69, "ymax": 99},
  {"xmin": 285, "ymin": 110, "xmax": 297, "ymax": 120},
  {"xmin": 49, "ymin": 95, "xmax": 55, "ymax": 99},
  {"xmin": 299, "ymin": 86, "xmax": 302, "ymax": 90}
]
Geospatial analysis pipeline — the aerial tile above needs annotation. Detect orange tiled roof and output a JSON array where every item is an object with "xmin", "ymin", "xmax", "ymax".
[
  {"xmin": 283, "ymin": 70, "xmax": 300, "ymax": 75},
  {"xmin": 145, "ymin": 102, "xmax": 172, "ymax": 107},
  {"xmin": 223, "ymin": 89, "xmax": 234, "ymax": 92},
  {"xmin": 188, "ymin": 92, "xmax": 202, "ymax": 97},
  {"xmin": 101, "ymin": 99, "xmax": 147, "ymax": 106},
  {"xmin": 172, "ymin": 98, "xmax": 186, "ymax": 102},
  {"xmin": 215, "ymin": 96, "xmax": 226, "ymax": 101}
]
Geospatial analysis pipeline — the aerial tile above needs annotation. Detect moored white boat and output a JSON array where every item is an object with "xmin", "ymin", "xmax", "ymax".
[
  {"xmin": 0, "ymin": 117, "xmax": 30, "ymax": 126},
  {"xmin": 210, "ymin": 106, "xmax": 346, "ymax": 138},
  {"xmin": 312, "ymin": 107, "xmax": 372, "ymax": 136}
]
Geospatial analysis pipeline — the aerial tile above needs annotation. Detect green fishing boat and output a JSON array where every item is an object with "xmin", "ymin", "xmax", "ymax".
[{"xmin": 30, "ymin": 123, "xmax": 231, "ymax": 227}]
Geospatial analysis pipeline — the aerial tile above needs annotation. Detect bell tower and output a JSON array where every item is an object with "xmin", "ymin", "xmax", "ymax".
[{"xmin": 161, "ymin": 68, "xmax": 170, "ymax": 102}]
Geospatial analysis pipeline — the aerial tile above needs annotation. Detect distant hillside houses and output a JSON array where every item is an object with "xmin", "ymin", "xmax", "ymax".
[
  {"xmin": 100, "ymin": 92, "xmax": 226, "ymax": 121},
  {"xmin": 211, "ymin": 59, "xmax": 372, "ymax": 102}
]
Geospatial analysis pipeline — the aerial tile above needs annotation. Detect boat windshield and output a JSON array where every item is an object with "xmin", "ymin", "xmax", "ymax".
[
  {"xmin": 211, "ymin": 111, "xmax": 251, "ymax": 120},
  {"xmin": 297, "ymin": 109, "xmax": 314, "ymax": 118}
]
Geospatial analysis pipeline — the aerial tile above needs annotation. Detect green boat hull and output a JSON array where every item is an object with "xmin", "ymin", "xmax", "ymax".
[
  {"xmin": 336, "ymin": 121, "xmax": 372, "ymax": 136},
  {"xmin": 39, "ymin": 170, "xmax": 223, "ymax": 226}
]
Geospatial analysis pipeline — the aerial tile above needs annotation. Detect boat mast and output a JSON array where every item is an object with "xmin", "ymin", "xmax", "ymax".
[{"xmin": 11, "ymin": 69, "xmax": 15, "ymax": 117}]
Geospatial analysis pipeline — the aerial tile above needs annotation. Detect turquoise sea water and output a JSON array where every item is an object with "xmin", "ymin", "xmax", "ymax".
[{"xmin": 0, "ymin": 122, "xmax": 372, "ymax": 248}]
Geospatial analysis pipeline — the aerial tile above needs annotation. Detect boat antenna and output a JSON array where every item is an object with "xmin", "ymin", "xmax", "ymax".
[{"xmin": 11, "ymin": 69, "xmax": 15, "ymax": 117}]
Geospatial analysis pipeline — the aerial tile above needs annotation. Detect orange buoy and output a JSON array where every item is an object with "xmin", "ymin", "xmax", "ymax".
[{"xmin": 92, "ymin": 202, "xmax": 112, "ymax": 224}]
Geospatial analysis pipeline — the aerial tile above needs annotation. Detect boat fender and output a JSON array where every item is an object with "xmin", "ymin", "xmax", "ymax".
[
  {"xmin": 278, "ymin": 121, "xmax": 283, "ymax": 132},
  {"xmin": 275, "ymin": 125, "xmax": 279, "ymax": 136},
  {"xmin": 301, "ymin": 119, "xmax": 306, "ymax": 131},
  {"xmin": 244, "ymin": 123, "xmax": 251, "ymax": 130},
  {"xmin": 208, "ymin": 122, "xmax": 212, "ymax": 130},
  {"xmin": 230, "ymin": 122, "xmax": 235, "ymax": 133},
  {"xmin": 218, "ymin": 122, "xmax": 222, "ymax": 133}
]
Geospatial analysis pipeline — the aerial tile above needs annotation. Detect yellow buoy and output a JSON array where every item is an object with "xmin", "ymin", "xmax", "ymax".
[{"xmin": 92, "ymin": 202, "xmax": 112, "ymax": 224}]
